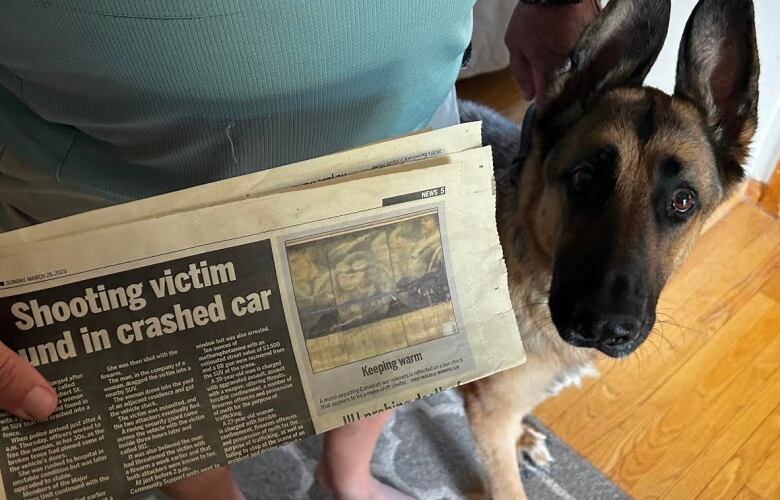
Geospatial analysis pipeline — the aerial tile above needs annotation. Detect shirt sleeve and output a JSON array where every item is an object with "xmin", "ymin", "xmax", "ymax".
[{"xmin": 520, "ymin": 0, "xmax": 582, "ymax": 4}]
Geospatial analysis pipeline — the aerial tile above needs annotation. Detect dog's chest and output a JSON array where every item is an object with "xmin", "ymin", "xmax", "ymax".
[{"xmin": 509, "ymin": 282, "xmax": 598, "ymax": 394}]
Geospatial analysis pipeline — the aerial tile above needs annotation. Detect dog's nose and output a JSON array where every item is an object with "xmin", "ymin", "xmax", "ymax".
[
  {"xmin": 594, "ymin": 316, "xmax": 642, "ymax": 349},
  {"xmin": 560, "ymin": 308, "xmax": 645, "ymax": 355}
]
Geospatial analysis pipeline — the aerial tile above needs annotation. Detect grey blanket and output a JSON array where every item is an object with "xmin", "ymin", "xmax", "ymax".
[{"xmin": 142, "ymin": 391, "xmax": 628, "ymax": 499}]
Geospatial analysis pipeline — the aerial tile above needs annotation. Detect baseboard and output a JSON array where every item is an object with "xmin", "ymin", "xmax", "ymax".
[
  {"xmin": 705, "ymin": 172, "xmax": 780, "ymax": 232},
  {"xmin": 756, "ymin": 160, "xmax": 780, "ymax": 217},
  {"xmin": 703, "ymin": 182, "xmax": 748, "ymax": 233},
  {"xmin": 740, "ymin": 172, "xmax": 780, "ymax": 218},
  {"xmin": 745, "ymin": 178, "xmax": 765, "ymax": 204}
]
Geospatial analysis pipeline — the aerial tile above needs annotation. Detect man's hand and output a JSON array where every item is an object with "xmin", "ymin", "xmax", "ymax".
[
  {"xmin": 0, "ymin": 343, "xmax": 57, "ymax": 420},
  {"xmin": 505, "ymin": 1, "xmax": 601, "ymax": 106}
]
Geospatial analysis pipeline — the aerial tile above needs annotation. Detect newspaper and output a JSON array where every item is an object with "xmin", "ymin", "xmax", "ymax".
[
  {"xmin": 0, "ymin": 122, "xmax": 482, "ymax": 251},
  {"xmin": 0, "ymin": 123, "xmax": 525, "ymax": 499}
]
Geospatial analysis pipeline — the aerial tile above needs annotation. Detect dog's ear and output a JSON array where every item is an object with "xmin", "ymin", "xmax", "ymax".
[
  {"xmin": 675, "ymin": 0, "xmax": 760, "ymax": 189},
  {"xmin": 537, "ymin": 0, "xmax": 671, "ymax": 143}
]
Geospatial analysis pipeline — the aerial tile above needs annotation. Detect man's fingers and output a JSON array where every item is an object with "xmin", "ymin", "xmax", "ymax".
[
  {"xmin": 510, "ymin": 53, "xmax": 536, "ymax": 101},
  {"xmin": 0, "ymin": 343, "xmax": 57, "ymax": 421}
]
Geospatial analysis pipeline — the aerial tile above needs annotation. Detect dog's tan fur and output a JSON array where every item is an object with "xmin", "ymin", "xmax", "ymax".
[{"xmin": 459, "ymin": 0, "xmax": 760, "ymax": 497}]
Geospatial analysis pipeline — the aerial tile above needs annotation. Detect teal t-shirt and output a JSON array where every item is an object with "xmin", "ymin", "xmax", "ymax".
[{"xmin": 0, "ymin": 1, "xmax": 474, "ymax": 202}]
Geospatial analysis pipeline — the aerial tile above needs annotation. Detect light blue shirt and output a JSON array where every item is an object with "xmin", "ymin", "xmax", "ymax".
[{"xmin": 0, "ymin": 1, "xmax": 474, "ymax": 201}]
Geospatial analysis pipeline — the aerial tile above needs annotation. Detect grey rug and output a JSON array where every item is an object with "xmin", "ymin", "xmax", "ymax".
[{"xmin": 140, "ymin": 391, "xmax": 628, "ymax": 500}]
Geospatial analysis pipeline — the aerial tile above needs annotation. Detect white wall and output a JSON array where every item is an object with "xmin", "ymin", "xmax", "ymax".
[{"xmin": 644, "ymin": 0, "xmax": 780, "ymax": 182}]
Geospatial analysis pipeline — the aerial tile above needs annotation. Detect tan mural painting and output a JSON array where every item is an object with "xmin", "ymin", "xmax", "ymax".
[{"xmin": 286, "ymin": 211, "xmax": 458, "ymax": 372}]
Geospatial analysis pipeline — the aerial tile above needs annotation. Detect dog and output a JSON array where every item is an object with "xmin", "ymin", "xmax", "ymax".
[{"xmin": 458, "ymin": 0, "xmax": 760, "ymax": 497}]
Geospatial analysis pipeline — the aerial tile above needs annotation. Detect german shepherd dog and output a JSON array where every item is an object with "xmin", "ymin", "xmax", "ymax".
[{"xmin": 458, "ymin": 0, "xmax": 759, "ymax": 497}]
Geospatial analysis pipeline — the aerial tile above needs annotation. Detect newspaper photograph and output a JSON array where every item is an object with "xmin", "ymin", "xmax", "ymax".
[
  {"xmin": 0, "ymin": 124, "xmax": 525, "ymax": 499},
  {"xmin": 284, "ymin": 210, "xmax": 460, "ymax": 373}
]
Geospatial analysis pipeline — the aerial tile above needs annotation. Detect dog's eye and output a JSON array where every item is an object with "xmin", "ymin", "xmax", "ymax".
[
  {"xmin": 671, "ymin": 188, "xmax": 696, "ymax": 214},
  {"xmin": 570, "ymin": 165, "xmax": 594, "ymax": 193}
]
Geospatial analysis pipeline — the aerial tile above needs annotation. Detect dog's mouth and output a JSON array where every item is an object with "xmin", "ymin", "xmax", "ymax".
[
  {"xmin": 550, "ymin": 299, "xmax": 655, "ymax": 358},
  {"xmin": 594, "ymin": 326, "xmax": 651, "ymax": 358},
  {"xmin": 556, "ymin": 324, "xmax": 651, "ymax": 358},
  {"xmin": 556, "ymin": 327, "xmax": 640, "ymax": 358}
]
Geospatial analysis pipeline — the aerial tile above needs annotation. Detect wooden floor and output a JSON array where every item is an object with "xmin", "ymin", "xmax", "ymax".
[
  {"xmin": 457, "ymin": 71, "xmax": 780, "ymax": 500},
  {"xmin": 457, "ymin": 68, "xmax": 529, "ymax": 123}
]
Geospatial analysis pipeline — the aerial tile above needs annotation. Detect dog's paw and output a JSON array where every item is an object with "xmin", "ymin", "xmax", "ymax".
[{"xmin": 517, "ymin": 425, "xmax": 554, "ymax": 469}]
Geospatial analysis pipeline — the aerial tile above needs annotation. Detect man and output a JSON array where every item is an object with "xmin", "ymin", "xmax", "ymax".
[{"xmin": 0, "ymin": 1, "xmax": 599, "ymax": 498}]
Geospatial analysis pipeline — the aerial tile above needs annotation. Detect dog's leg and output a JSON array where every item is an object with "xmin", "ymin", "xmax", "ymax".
[
  {"xmin": 464, "ymin": 388, "xmax": 528, "ymax": 500},
  {"xmin": 463, "ymin": 356, "xmax": 562, "ymax": 499}
]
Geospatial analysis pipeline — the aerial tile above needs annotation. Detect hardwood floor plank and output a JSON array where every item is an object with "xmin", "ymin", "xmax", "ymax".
[
  {"xmin": 733, "ymin": 487, "xmax": 763, "ymax": 500},
  {"xmin": 763, "ymin": 269, "xmax": 780, "ymax": 302},
  {"xmin": 583, "ymin": 292, "xmax": 775, "ymax": 475},
  {"xmin": 693, "ymin": 404, "xmax": 780, "ymax": 500},
  {"xmin": 659, "ymin": 204, "xmax": 776, "ymax": 310},
  {"xmin": 693, "ymin": 239, "xmax": 780, "ymax": 340},
  {"xmin": 622, "ymin": 297, "xmax": 780, "ymax": 497},
  {"xmin": 745, "ymin": 439, "xmax": 780, "ymax": 500},
  {"xmin": 456, "ymin": 69, "xmax": 529, "ymax": 123}
]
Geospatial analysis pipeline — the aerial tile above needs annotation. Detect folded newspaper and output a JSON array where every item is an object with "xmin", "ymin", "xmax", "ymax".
[{"xmin": 0, "ymin": 122, "xmax": 525, "ymax": 500}]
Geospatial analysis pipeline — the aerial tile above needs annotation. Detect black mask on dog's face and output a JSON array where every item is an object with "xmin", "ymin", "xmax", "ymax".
[{"xmin": 518, "ymin": 0, "xmax": 759, "ymax": 357}]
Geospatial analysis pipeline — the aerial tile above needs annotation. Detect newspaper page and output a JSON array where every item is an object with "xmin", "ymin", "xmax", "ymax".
[
  {"xmin": 0, "ymin": 136, "xmax": 524, "ymax": 499},
  {"xmin": 0, "ymin": 122, "xmax": 482, "ymax": 251}
]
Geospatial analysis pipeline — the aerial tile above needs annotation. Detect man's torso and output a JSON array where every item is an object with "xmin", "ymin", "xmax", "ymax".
[{"xmin": 0, "ymin": 0, "xmax": 473, "ymax": 201}]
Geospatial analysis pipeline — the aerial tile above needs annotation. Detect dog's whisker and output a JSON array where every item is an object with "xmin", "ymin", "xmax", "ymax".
[
  {"xmin": 646, "ymin": 331, "xmax": 667, "ymax": 360},
  {"xmin": 655, "ymin": 311, "xmax": 702, "ymax": 337},
  {"xmin": 619, "ymin": 348, "xmax": 642, "ymax": 375},
  {"xmin": 650, "ymin": 325, "xmax": 678, "ymax": 352},
  {"xmin": 655, "ymin": 320, "xmax": 700, "ymax": 350}
]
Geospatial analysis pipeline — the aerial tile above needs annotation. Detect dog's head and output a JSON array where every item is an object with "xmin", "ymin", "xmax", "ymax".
[{"xmin": 519, "ymin": 0, "xmax": 759, "ymax": 357}]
